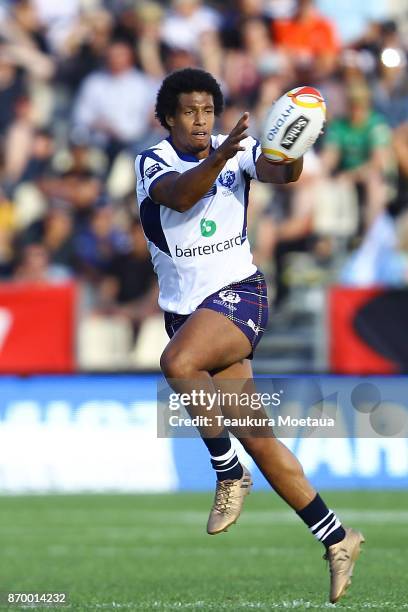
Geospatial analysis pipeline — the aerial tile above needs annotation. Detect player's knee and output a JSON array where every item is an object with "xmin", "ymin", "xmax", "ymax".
[{"xmin": 160, "ymin": 347, "xmax": 197, "ymax": 380}]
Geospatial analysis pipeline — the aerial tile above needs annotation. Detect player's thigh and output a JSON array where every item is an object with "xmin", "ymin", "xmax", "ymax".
[{"xmin": 160, "ymin": 308, "xmax": 252, "ymax": 377}]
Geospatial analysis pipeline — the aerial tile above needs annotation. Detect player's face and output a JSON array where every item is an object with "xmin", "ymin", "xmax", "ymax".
[{"xmin": 166, "ymin": 91, "xmax": 215, "ymax": 158}]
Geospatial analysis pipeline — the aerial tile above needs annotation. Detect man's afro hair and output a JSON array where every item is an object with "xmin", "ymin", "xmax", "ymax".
[{"xmin": 155, "ymin": 68, "xmax": 224, "ymax": 130}]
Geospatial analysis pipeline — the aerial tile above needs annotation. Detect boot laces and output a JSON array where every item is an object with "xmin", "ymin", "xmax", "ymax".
[
  {"xmin": 213, "ymin": 480, "xmax": 235, "ymax": 513},
  {"xmin": 323, "ymin": 546, "xmax": 350, "ymax": 574}
]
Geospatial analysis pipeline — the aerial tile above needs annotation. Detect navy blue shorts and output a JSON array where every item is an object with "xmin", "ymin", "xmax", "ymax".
[{"xmin": 164, "ymin": 271, "xmax": 269, "ymax": 359}]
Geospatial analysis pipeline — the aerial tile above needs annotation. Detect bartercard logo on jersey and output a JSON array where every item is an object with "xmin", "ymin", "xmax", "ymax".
[
  {"xmin": 218, "ymin": 170, "xmax": 236, "ymax": 189},
  {"xmin": 175, "ymin": 233, "xmax": 243, "ymax": 258},
  {"xmin": 200, "ymin": 218, "xmax": 217, "ymax": 237},
  {"xmin": 266, "ymin": 104, "xmax": 296, "ymax": 142},
  {"xmin": 145, "ymin": 163, "xmax": 162, "ymax": 179},
  {"xmin": 280, "ymin": 115, "xmax": 310, "ymax": 150},
  {"xmin": 219, "ymin": 290, "xmax": 241, "ymax": 304}
]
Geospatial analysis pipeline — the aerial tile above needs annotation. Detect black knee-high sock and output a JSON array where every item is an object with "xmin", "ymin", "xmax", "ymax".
[
  {"xmin": 297, "ymin": 493, "xmax": 346, "ymax": 548},
  {"xmin": 202, "ymin": 432, "xmax": 244, "ymax": 481}
]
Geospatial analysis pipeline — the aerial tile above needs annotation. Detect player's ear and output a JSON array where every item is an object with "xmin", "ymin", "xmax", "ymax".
[{"xmin": 166, "ymin": 115, "xmax": 175, "ymax": 128}]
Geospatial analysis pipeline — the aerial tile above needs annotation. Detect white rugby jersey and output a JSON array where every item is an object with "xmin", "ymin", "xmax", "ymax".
[{"xmin": 135, "ymin": 134, "xmax": 261, "ymax": 314}]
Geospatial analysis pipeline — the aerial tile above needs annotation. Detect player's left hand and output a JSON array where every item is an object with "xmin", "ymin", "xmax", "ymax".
[{"xmin": 215, "ymin": 112, "xmax": 250, "ymax": 162}]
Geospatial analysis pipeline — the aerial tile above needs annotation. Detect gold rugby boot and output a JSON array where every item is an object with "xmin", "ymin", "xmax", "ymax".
[
  {"xmin": 324, "ymin": 527, "xmax": 365, "ymax": 603},
  {"xmin": 206, "ymin": 466, "xmax": 252, "ymax": 535}
]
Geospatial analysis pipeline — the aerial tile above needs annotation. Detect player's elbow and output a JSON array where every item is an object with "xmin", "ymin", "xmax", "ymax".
[
  {"xmin": 271, "ymin": 167, "xmax": 301, "ymax": 185},
  {"xmin": 152, "ymin": 188, "xmax": 192, "ymax": 212},
  {"xmin": 286, "ymin": 170, "xmax": 302, "ymax": 184},
  {"xmin": 175, "ymin": 198, "xmax": 194, "ymax": 212},
  {"xmin": 171, "ymin": 201, "xmax": 192, "ymax": 213},
  {"xmin": 168, "ymin": 190, "xmax": 197, "ymax": 212},
  {"xmin": 284, "ymin": 158, "xmax": 303, "ymax": 184}
]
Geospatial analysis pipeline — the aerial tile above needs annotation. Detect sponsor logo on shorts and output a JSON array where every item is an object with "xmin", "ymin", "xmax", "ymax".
[
  {"xmin": 247, "ymin": 319, "xmax": 260, "ymax": 335},
  {"xmin": 219, "ymin": 290, "xmax": 241, "ymax": 304},
  {"xmin": 200, "ymin": 218, "xmax": 217, "ymax": 237},
  {"xmin": 213, "ymin": 299, "xmax": 237, "ymax": 311},
  {"xmin": 280, "ymin": 115, "xmax": 310, "ymax": 150},
  {"xmin": 145, "ymin": 163, "xmax": 162, "ymax": 179}
]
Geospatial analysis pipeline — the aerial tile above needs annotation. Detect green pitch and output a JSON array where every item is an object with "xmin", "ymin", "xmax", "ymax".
[{"xmin": 1, "ymin": 491, "xmax": 407, "ymax": 611}]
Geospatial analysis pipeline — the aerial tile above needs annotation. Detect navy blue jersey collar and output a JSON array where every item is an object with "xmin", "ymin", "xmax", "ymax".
[{"xmin": 166, "ymin": 136, "xmax": 214, "ymax": 162}]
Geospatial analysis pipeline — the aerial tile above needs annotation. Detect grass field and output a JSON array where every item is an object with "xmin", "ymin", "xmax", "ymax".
[{"xmin": 1, "ymin": 491, "xmax": 407, "ymax": 611}]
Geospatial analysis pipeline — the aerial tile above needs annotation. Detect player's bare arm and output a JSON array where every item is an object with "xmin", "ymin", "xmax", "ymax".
[
  {"xmin": 256, "ymin": 153, "xmax": 304, "ymax": 184},
  {"xmin": 151, "ymin": 111, "xmax": 251, "ymax": 211}
]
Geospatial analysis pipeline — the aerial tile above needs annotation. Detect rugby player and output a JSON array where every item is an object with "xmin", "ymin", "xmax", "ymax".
[{"xmin": 135, "ymin": 68, "xmax": 364, "ymax": 603}]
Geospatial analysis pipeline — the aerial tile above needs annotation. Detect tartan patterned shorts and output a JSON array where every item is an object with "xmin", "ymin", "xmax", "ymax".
[{"xmin": 164, "ymin": 271, "xmax": 269, "ymax": 359}]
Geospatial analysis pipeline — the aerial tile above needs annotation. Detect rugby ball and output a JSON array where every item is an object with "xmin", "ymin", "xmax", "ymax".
[{"xmin": 261, "ymin": 86, "xmax": 326, "ymax": 163}]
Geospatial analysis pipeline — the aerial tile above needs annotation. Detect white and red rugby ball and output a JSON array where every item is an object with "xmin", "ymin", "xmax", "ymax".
[{"xmin": 261, "ymin": 86, "xmax": 326, "ymax": 163}]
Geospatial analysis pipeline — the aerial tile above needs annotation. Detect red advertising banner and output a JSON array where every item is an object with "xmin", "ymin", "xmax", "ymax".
[
  {"xmin": 0, "ymin": 283, "xmax": 76, "ymax": 373},
  {"xmin": 328, "ymin": 286, "xmax": 396, "ymax": 374}
]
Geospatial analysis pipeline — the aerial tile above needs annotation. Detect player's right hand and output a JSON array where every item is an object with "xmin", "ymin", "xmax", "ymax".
[{"xmin": 216, "ymin": 113, "xmax": 249, "ymax": 161}]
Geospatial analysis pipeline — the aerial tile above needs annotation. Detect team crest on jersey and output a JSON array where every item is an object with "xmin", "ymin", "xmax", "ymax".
[
  {"xmin": 218, "ymin": 170, "xmax": 236, "ymax": 189},
  {"xmin": 219, "ymin": 290, "xmax": 241, "ymax": 304}
]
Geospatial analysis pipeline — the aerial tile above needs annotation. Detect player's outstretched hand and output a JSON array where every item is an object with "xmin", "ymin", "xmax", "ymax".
[{"xmin": 216, "ymin": 112, "xmax": 249, "ymax": 161}]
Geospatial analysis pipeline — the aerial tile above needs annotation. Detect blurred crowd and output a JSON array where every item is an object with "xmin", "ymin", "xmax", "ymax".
[{"xmin": 1, "ymin": 0, "xmax": 408, "ymax": 365}]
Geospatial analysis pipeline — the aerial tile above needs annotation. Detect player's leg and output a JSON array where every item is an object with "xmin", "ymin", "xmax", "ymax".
[
  {"xmin": 212, "ymin": 359, "xmax": 316, "ymax": 508},
  {"xmin": 163, "ymin": 268, "xmax": 272, "ymax": 533},
  {"xmin": 161, "ymin": 270, "xmax": 268, "ymax": 532},
  {"xmin": 160, "ymin": 307, "xmax": 253, "ymax": 493},
  {"xmin": 213, "ymin": 359, "xmax": 365, "ymax": 603},
  {"xmin": 160, "ymin": 307, "xmax": 253, "ymax": 441}
]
